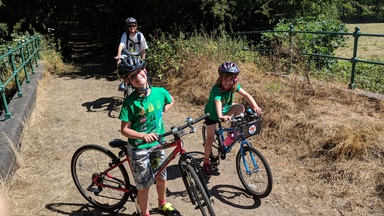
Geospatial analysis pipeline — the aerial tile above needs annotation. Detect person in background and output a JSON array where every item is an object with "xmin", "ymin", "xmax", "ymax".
[
  {"xmin": 202, "ymin": 61, "xmax": 262, "ymax": 177},
  {"xmin": 115, "ymin": 17, "xmax": 148, "ymax": 92},
  {"xmin": 116, "ymin": 17, "xmax": 148, "ymax": 62},
  {"xmin": 117, "ymin": 56, "xmax": 179, "ymax": 216}
]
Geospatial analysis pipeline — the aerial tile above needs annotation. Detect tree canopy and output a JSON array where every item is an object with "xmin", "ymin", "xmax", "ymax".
[{"xmin": 0, "ymin": 0, "xmax": 382, "ymax": 48}]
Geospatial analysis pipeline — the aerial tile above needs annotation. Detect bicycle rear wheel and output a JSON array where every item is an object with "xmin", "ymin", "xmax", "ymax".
[
  {"xmin": 180, "ymin": 162, "xmax": 216, "ymax": 216},
  {"xmin": 71, "ymin": 144, "xmax": 130, "ymax": 211},
  {"xmin": 236, "ymin": 145, "xmax": 273, "ymax": 198}
]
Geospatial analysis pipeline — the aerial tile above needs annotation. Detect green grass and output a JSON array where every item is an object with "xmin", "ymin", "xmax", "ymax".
[{"xmin": 334, "ymin": 23, "xmax": 384, "ymax": 60}]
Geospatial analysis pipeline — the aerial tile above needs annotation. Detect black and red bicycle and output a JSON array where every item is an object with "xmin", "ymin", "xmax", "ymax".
[{"xmin": 71, "ymin": 113, "xmax": 216, "ymax": 216}]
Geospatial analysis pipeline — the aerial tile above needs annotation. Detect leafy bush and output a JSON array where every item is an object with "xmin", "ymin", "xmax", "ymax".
[
  {"xmin": 147, "ymin": 31, "xmax": 258, "ymax": 81},
  {"xmin": 330, "ymin": 59, "xmax": 384, "ymax": 94}
]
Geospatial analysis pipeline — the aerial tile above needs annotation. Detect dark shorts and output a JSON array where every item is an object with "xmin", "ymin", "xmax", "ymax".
[{"xmin": 205, "ymin": 117, "xmax": 218, "ymax": 126}]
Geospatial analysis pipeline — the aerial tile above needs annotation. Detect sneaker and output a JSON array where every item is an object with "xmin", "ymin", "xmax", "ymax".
[
  {"xmin": 158, "ymin": 202, "xmax": 180, "ymax": 216},
  {"xmin": 203, "ymin": 163, "xmax": 212, "ymax": 177},
  {"xmin": 118, "ymin": 81, "xmax": 125, "ymax": 91}
]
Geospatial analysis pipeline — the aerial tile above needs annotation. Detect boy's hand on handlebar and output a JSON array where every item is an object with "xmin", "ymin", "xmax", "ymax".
[
  {"xmin": 114, "ymin": 56, "xmax": 122, "ymax": 67},
  {"xmin": 142, "ymin": 134, "xmax": 158, "ymax": 143},
  {"xmin": 220, "ymin": 115, "xmax": 231, "ymax": 123},
  {"xmin": 253, "ymin": 106, "xmax": 263, "ymax": 116}
]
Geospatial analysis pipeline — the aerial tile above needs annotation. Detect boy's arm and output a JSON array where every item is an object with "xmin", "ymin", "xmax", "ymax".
[
  {"xmin": 163, "ymin": 95, "xmax": 174, "ymax": 114},
  {"xmin": 140, "ymin": 49, "xmax": 146, "ymax": 59},
  {"xmin": 238, "ymin": 88, "xmax": 262, "ymax": 115},
  {"xmin": 214, "ymin": 100, "xmax": 231, "ymax": 122}
]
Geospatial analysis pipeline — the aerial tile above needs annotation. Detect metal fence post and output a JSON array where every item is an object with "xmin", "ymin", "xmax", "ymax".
[
  {"xmin": 30, "ymin": 36, "xmax": 39, "ymax": 67},
  {"xmin": 349, "ymin": 26, "xmax": 360, "ymax": 89},
  {"xmin": 0, "ymin": 62, "xmax": 12, "ymax": 119},
  {"xmin": 26, "ymin": 38, "xmax": 35, "ymax": 75},
  {"xmin": 8, "ymin": 46, "xmax": 23, "ymax": 98},
  {"xmin": 19, "ymin": 41, "xmax": 31, "ymax": 84},
  {"xmin": 36, "ymin": 36, "xmax": 41, "ymax": 62},
  {"xmin": 288, "ymin": 24, "xmax": 294, "ymax": 74}
]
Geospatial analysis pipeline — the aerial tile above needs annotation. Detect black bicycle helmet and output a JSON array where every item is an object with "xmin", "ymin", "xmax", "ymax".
[
  {"xmin": 117, "ymin": 56, "xmax": 147, "ymax": 78},
  {"xmin": 218, "ymin": 62, "xmax": 240, "ymax": 74},
  {"xmin": 125, "ymin": 17, "xmax": 137, "ymax": 27}
]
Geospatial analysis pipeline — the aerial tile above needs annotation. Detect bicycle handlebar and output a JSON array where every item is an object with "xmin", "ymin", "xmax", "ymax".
[
  {"xmin": 220, "ymin": 109, "xmax": 262, "ymax": 124},
  {"xmin": 136, "ymin": 113, "xmax": 210, "ymax": 146},
  {"xmin": 160, "ymin": 113, "xmax": 210, "ymax": 138}
]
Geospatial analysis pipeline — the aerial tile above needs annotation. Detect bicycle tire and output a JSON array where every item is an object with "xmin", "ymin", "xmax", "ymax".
[
  {"xmin": 202, "ymin": 124, "xmax": 220, "ymax": 160},
  {"xmin": 71, "ymin": 144, "xmax": 130, "ymax": 211},
  {"xmin": 180, "ymin": 162, "xmax": 216, "ymax": 216},
  {"xmin": 236, "ymin": 145, "xmax": 273, "ymax": 198}
]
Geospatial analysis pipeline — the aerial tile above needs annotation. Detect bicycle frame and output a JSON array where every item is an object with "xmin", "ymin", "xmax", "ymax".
[
  {"xmin": 215, "ymin": 122, "xmax": 252, "ymax": 153},
  {"xmin": 212, "ymin": 122, "xmax": 259, "ymax": 175},
  {"xmin": 72, "ymin": 113, "xmax": 216, "ymax": 214}
]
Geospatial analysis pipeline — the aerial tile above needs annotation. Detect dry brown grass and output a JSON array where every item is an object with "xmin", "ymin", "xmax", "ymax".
[{"xmin": 157, "ymin": 55, "xmax": 384, "ymax": 215}]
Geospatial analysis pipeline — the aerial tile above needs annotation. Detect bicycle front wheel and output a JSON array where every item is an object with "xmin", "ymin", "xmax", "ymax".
[
  {"xmin": 71, "ymin": 144, "xmax": 130, "ymax": 211},
  {"xmin": 236, "ymin": 145, "xmax": 273, "ymax": 198},
  {"xmin": 180, "ymin": 162, "xmax": 216, "ymax": 216}
]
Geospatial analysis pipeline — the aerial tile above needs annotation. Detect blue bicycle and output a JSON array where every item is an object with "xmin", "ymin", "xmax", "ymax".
[{"xmin": 202, "ymin": 109, "xmax": 273, "ymax": 198}]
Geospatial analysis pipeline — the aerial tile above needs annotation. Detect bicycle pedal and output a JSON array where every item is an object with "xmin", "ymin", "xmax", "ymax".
[
  {"xmin": 211, "ymin": 162, "xmax": 218, "ymax": 170},
  {"xmin": 210, "ymin": 157, "xmax": 218, "ymax": 164}
]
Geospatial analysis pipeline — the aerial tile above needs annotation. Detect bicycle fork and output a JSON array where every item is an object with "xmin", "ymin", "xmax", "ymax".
[{"xmin": 240, "ymin": 145, "xmax": 260, "ymax": 175}]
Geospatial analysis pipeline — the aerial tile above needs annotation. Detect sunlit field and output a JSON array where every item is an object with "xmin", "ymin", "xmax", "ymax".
[{"xmin": 334, "ymin": 23, "xmax": 384, "ymax": 60}]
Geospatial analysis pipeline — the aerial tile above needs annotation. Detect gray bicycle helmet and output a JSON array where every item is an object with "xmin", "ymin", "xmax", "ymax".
[
  {"xmin": 218, "ymin": 62, "xmax": 240, "ymax": 74},
  {"xmin": 125, "ymin": 17, "xmax": 137, "ymax": 27},
  {"xmin": 117, "ymin": 56, "xmax": 147, "ymax": 78}
]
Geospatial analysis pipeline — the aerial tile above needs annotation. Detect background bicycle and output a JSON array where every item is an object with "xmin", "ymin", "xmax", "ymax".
[
  {"xmin": 71, "ymin": 113, "xmax": 216, "ymax": 216},
  {"xmin": 202, "ymin": 109, "xmax": 273, "ymax": 198}
]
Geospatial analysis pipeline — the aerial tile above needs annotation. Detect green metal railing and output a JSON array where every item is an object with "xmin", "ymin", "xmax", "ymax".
[
  {"xmin": 0, "ymin": 35, "xmax": 42, "ymax": 120},
  {"xmin": 236, "ymin": 25, "xmax": 384, "ymax": 90}
]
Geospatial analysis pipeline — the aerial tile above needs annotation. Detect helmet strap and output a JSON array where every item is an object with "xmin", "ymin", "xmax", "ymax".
[{"xmin": 133, "ymin": 72, "xmax": 151, "ymax": 96}]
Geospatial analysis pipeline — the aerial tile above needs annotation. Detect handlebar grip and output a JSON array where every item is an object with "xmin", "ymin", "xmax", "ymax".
[{"xmin": 134, "ymin": 134, "xmax": 161, "ymax": 146}]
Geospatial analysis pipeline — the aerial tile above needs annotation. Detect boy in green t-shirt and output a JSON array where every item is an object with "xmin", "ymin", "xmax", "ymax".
[{"xmin": 117, "ymin": 56, "xmax": 179, "ymax": 216}]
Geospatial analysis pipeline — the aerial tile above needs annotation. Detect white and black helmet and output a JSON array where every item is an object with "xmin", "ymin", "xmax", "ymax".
[
  {"xmin": 125, "ymin": 17, "xmax": 137, "ymax": 27},
  {"xmin": 117, "ymin": 56, "xmax": 146, "ymax": 78}
]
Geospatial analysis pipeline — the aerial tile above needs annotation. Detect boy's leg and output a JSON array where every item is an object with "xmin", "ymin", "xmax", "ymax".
[
  {"xmin": 156, "ymin": 175, "xmax": 180, "ymax": 215},
  {"xmin": 203, "ymin": 124, "xmax": 216, "ymax": 177},
  {"xmin": 0, "ymin": 194, "xmax": 10, "ymax": 216},
  {"xmin": 155, "ymin": 149, "xmax": 167, "ymax": 203},
  {"xmin": 138, "ymin": 188, "xmax": 150, "ymax": 216},
  {"xmin": 127, "ymin": 147, "xmax": 156, "ymax": 216},
  {"xmin": 156, "ymin": 177, "xmax": 167, "ymax": 202},
  {"xmin": 226, "ymin": 103, "xmax": 245, "ymax": 116}
]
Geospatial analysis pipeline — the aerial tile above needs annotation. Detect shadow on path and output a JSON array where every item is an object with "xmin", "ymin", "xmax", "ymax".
[{"xmin": 210, "ymin": 184, "xmax": 261, "ymax": 210}]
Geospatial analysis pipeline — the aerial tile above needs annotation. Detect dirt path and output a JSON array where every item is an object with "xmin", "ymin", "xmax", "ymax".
[{"xmin": 7, "ymin": 67, "xmax": 301, "ymax": 216}]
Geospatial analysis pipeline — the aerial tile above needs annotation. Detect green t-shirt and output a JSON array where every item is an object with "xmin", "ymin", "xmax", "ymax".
[
  {"xmin": 119, "ymin": 87, "xmax": 173, "ymax": 149},
  {"xmin": 204, "ymin": 84, "xmax": 241, "ymax": 121}
]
